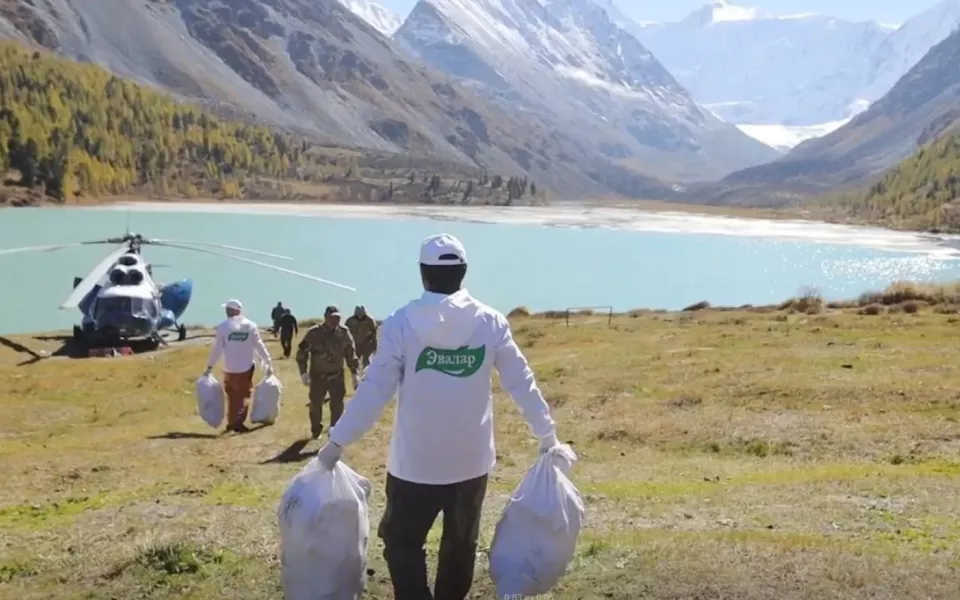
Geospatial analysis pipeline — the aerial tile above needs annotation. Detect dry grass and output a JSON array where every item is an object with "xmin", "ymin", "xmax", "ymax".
[
  {"xmin": 778, "ymin": 286, "xmax": 826, "ymax": 314},
  {"xmin": 506, "ymin": 306, "xmax": 531, "ymax": 318},
  {"xmin": 858, "ymin": 280, "xmax": 960, "ymax": 307},
  {"xmin": 2, "ymin": 305, "xmax": 960, "ymax": 599}
]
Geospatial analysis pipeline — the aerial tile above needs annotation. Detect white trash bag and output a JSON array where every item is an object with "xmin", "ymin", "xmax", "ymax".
[
  {"xmin": 251, "ymin": 373, "xmax": 282, "ymax": 425},
  {"xmin": 489, "ymin": 444, "xmax": 585, "ymax": 597},
  {"xmin": 278, "ymin": 459, "xmax": 372, "ymax": 600},
  {"xmin": 195, "ymin": 373, "xmax": 224, "ymax": 429}
]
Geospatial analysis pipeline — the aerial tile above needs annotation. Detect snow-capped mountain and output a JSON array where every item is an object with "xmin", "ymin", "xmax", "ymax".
[
  {"xmin": 336, "ymin": 0, "xmax": 402, "ymax": 36},
  {"xmin": 393, "ymin": 0, "xmax": 777, "ymax": 187},
  {"xmin": 761, "ymin": 0, "xmax": 960, "ymax": 131},
  {"xmin": 840, "ymin": 0, "xmax": 960, "ymax": 107},
  {"xmin": 721, "ymin": 24, "xmax": 960, "ymax": 197},
  {"xmin": 630, "ymin": 1, "xmax": 894, "ymax": 126}
]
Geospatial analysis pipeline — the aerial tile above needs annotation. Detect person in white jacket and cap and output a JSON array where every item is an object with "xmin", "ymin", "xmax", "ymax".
[
  {"xmin": 315, "ymin": 233, "xmax": 561, "ymax": 600},
  {"xmin": 204, "ymin": 299, "xmax": 274, "ymax": 433}
]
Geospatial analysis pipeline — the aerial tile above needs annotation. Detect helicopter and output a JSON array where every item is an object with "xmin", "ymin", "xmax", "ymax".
[{"xmin": 0, "ymin": 232, "xmax": 355, "ymax": 347}]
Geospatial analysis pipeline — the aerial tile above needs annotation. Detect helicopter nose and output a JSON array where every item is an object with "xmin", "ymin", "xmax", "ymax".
[{"xmin": 96, "ymin": 315, "xmax": 152, "ymax": 337}]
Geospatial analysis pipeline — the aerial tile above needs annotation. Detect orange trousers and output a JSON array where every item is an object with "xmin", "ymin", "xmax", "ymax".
[{"xmin": 223, "ymin": 366, "xmax": 255, "ymax": 430}]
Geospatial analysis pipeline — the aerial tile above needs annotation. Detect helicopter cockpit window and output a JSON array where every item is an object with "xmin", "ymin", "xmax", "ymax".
[
  {"xmin": 142, "ymin": 299, "xmax": 158, "ymax": 317},
  {"xmin": 94, "ymin": 297, "xmax": 156, "ymax": 319},
  {"xmin": 94, "ymin": 297, "xmax": 130, "ymax": 318}
]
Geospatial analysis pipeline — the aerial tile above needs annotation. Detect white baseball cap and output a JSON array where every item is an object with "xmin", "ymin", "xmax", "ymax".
[
  {"xmin": 222, "ymin": 299, "xmax": 243, "ymax": 311},
  {"xmin": 419, "ymin": 233, "xmax": 467, "ymax": 266}
]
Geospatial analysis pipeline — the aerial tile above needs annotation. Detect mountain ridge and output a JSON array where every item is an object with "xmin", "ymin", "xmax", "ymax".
[
  {"xmin": 336, "ymin": 0, "xmax": 401, "ymax": 36},
  {"xmin": 817, "ymin": 125, "xmax": 960, "ymax": 232},
  {"xmin": 394, "ymin": 0, "xmax": 777, "ymax": 189},
  {"xmin": 0, "ymin": 0, "xmax": 612, "ymax": 196}
]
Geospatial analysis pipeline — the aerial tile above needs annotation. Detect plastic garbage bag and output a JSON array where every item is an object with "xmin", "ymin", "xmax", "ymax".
[
  {"xmin": 195, "ymin": 373, "xmax": 224, "ymax": 429},
  {"xmin": 251, "ymin": 373, "xmax": 282, "ymax": 424},
  {"xmin": 278, "ymin": 459, "xmax": 372, "ymax": 600},
  {"xmin": 489, "ymin": 444, "xmax": 585, "ymax": 597}
]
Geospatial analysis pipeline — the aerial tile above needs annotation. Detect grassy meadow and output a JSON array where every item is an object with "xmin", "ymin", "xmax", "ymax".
[{"xmin": 2, "ymin": 282, "xmax": 960, "ymax": 599}]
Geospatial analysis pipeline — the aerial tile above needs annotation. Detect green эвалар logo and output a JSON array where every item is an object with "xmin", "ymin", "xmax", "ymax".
[{"xmin": 415, "ymin": 345, "xmax": 485, "ymax": 377}]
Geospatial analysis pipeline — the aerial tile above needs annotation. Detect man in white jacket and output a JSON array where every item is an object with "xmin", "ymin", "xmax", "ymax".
[
  {"xmin": 204, "ymin": 299, "xmax": 274, "ymax": 433},
  {"xmin": 315, "ymin": 233, "xmax": 560, "ymax": 600}
]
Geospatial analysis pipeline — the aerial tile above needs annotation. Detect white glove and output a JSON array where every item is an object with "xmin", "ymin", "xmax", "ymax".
[
  {"xmin": 316, "ymin": 440, "xmax": 343, "ymax": 470},
  {"xmin": 202, "ymin": 367, "xmax": 212, "ymax": 377},
  {"xmin": 351, "ymin": 372, "xmax": 360, "ymax": 389},
  {"xmin": 539, "ymin": 433, "xmax": 560, "ymax": 454},
  {"xmin": 300, "ymin": 372, "xmax": 310, "ymax": 386}
]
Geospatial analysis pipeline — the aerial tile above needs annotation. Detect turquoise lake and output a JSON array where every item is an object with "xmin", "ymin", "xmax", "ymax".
[{"xmin": 0, "ymin": 202, "xmax": 958, "ymax": 335}]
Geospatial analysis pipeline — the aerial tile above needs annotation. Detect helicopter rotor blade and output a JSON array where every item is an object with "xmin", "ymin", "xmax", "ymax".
[
  {"xmin": 0, "ymin": 240, "xmax": 113, "ymax": 256},
  {"xmin": 145, "ymin": 239, "xmax": 293, "ymax": 261},
  {"xmin": 60, "ymin": 244, "xmax": 131, "ymax": 309},
  {"xmin": 152, "ymin": 242, "xmax": 356, "ymax": 292}
]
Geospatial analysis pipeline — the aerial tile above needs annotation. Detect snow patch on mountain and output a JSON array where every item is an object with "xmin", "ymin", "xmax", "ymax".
[
  {"xmin": 336, "ymin": 0, "xmax": 402, "ymax": 36},
  {"xmin": 736, "ymin": 119, "xmax": 851, "ymax": 152},
  {"xmin": 691, "ymin": 1, "xmax": 765, "ymax": 25}
]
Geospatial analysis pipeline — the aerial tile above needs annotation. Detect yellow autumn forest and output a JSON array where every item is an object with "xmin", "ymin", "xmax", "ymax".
[{"xmin": 0, "ymin": 41, "xmax": 305, "ymax": 201}]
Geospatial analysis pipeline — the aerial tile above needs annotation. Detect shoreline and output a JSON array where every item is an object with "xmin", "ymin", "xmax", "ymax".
[
  {"xmin": 18, "ymin": 195, "xmax": 829, "ymax": 225},
  {"xmin": 10, "ymin": 195, "xmax": 945, "ymax": 244},
  {"xmin": 68, "ymin": 199, "xmax": 960, "ymax": 256},
  {"xmin": 7, "ymin": 279, "xmax": 960, "ymax": 341}
]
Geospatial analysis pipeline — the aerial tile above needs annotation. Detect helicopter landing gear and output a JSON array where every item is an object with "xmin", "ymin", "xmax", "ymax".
[
  {"xmin": 147, "ymin": 334, "xmax": 164, "ymax": 350},
  {"xmin": 177, "ymin": 324, "xmax": 187, "ymax": 342}
]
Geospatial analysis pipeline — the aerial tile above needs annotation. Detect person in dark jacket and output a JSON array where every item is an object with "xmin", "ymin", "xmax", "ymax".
[
  {"xmin": 271, "ymin": 302, "xmax": 284, "ymax": 337},
  {"xmin": 278, "ymin": 308, "xmax": 299, "ymax": 359},
  {"xmin": 345, "ymin": 305, "xmax": 378, "ymax": 371}
]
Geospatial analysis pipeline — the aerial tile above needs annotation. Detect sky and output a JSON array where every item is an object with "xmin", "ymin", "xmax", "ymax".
[{"xmin": 376, "ymin": 0, "xmax": 944, "ymax": 27}]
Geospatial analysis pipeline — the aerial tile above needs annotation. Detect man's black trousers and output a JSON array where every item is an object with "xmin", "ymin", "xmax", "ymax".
[
  {"xmin": 279, "ymin": 332, "xmax": 293, "ymax": 358},
  {"xmin": 378, "ymin": 472, "xmax": 488, "ymax": 600}
]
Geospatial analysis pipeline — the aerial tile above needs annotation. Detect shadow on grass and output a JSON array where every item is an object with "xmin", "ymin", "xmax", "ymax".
[
  {"xmin": 1, "ymin": 334, "xmax": 85, "ymax": 365},
  {"xmin": 2, "ymin": 331, "xmax": 217, "ymax": 367},
  {"xmin": 148, "ymin": 424, "xmax": 270, "ymax": 440},
  {"xmin": 148, "ymin": 432, "xmax": 221, "ymax": 440},
  {"xmin": 261, "ymin": 439, "xmax": 316, "ymax": 465}
]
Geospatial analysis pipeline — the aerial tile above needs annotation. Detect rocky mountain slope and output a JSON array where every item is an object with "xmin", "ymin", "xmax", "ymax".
[
  {"xmin": 714, "ymin": 26, "xmax": 960, "ymax": 202},
  {"xmin": 392, "ymin": 0, "xmax": 777, "ymax": 186},
  {"xmin": 335, "ymin": 0, "xmax": 401, "ymax": 36},
  {"xmin": 627, "ymin": 0, "xmax": 960, "ymax": 128},
  {"xmin": 818, "ymin": 125, "xmax": 960, "ymax": 232},
  {"xmin": 0, "ymin": 0, "xmax": 613, "ymax": 195}
]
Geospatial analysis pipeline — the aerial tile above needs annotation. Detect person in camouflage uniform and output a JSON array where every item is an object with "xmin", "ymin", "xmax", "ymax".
[
  {"xmin": 345, "ymin": 305, "xmax": 378, "ymax": 370},
  {"xmin": 296, "ymin": 305, "xmax": 361, "ymax": 439}
]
